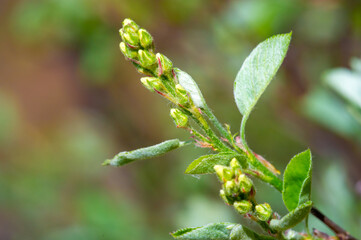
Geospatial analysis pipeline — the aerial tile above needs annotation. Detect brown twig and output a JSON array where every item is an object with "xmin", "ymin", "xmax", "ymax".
[{"xmin": 311, "ymin": 207, "xmax": 358, "ymax": 240}]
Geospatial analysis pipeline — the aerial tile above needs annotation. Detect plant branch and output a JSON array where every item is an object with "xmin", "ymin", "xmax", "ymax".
[{"xmin": 310, "ymin": 207, "xmax": 357, "ymax": 240}]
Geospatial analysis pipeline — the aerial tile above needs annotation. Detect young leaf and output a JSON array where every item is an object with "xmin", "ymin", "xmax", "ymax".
[
  {"xmin": 174, "ymin": 68, "xmax": 206, "ymax": 108},
  {"xmin": 269, "ymin": 201, "xmax": 313, "ymax": 232},
  {"xmin": 234, "ymin": 33, "xmax": 291, "ymax": 148},
  {"xmin": 171, "ymin": 222, "xmax": 235, "ymax": 240},
  {"xmin": 230, "ymin": 224, "xmax": 275, "ymax": 240},
  {"xmin": 103, "ymin": 139, "xmax": 188, "ymax": 166},
  {"xmin": 185, "ymin": 153, "xmax": 247, "ymax": 175},
  {"xmin": 234, "ymin": 33, "xmax": 292, "ymax": 116},
  {"xmin": 282, "ymin": 149, "xmax": 312, "ymax": 211}
]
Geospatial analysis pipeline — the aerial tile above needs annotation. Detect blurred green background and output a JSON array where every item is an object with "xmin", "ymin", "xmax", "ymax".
[{"xmin": 1, "ymin": 0, "xmax": 361, "ymax": 239}]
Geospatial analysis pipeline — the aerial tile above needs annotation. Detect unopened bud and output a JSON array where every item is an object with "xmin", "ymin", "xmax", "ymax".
[
  {"xmin": 220, "ymin": 189, "xmax": 232, "ymax": 205},
  {"xmin": 122, "ymin": 19, "xmax": 139, "ymax": 32},
  {"xmin": 230, "ymin": 158, "xmax": 241, "ymax": 170},
  {"xmin": 234, "ymin": 200, "xmax": 252, "ymax": 214},
  {"xmin": 255, "ymin": 203, "xmax": 272, "ymax": 221},
  {"xmin": 138, "ymin": 50, "xmax": 157, "ymax": 68},
  {"xmin": 156, "ymin": 53, "xmax": 173, "ymax": 76},
  {"xmin": 139, "ymin": 29, "xmax": 153, "ymax": 49},
  {"xmin": 224, "ymin": 180, "xmax": 238, "ymax": 197},
  {"xmin": 170, "ymin": 109, "xmax": 188, "ymax": 128},
  {"xmin": 140, "ymin": 77, "xmax": 163, "ymax": 92},
  {"xmin": 175, "ymin": 84, "xmax": 190, "ymax": 106},
  {"xmin": 214, "ymin": 165, "xmax": 234, "ymax": 182},
  {"xmin": 119, "ymin": 42, "xmax": 137, "ymax": 59},
  {"xmin": 123, "ymin": 32, "xmax": 140, "ymax": 47},
  {"xmin": 238, "ymin": 174, "xmax": 253, "ymax": 193}
]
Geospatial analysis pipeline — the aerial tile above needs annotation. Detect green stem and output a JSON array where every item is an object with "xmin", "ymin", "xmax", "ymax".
[
  {"xmin": 203, "ymin": 106, "xmax": 232, "ymax": 141},
  {"xmin": 193, "ymin": 113, "xmax": 232, "ymax": 152},
  {"xmin": 240, "ymin": 113, "xmax": 251, "ymax": 154}
]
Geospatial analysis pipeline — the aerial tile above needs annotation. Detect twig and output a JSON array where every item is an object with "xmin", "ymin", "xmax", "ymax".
[{"xmin": 311, "ymin": 207, "xmax": 358, "ymax": 240}]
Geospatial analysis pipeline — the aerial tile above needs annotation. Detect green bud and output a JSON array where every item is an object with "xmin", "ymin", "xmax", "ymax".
[
  {"xmin": 175, "ymin": 84, "xmax": 190, "ymax": 106},
  {"xmin": 224, "ymin": 180, "xmax": 238, "ymax": 197},
  {"xmin": 255, "ymin": 203, "xmax": 272, "ymax": 221},
  {"xmin": 156, "ymin": 53, "xmax": 173, "ymax": 76},
  {"xmin": 139, "ymin": 29, "xmax": 153, "ymax": 49},
  {"xmin": 138, "ymin": 50, "xmax": 157, "ymax": 68},
  {"xmin": 230, "ymin": 158, "xmax": 241, "ymax": 170},
  {"xmin": 140, "ymin": 77, "xmax": 163, "ymax": 92},
  {"xmin": 119, "ymin": 42, "xmax": 137, "ymax": 59},
  {"xmin": 123, "ymin": 32, "xmax": 140, "ymax": 47},
  {"xmin": 134, "ymin": 65, "xmax": 151, "ymax": 75},
  {"xmin": 122, "ymin": 18, "xmax": 139, "ymax": 32},
  {"xmin": 234, "ymin": 200, "xmax": 252, "ymax": 215},
  {"xmin": 214, "ymin": 165, "xmax": 234, "ymax": 182},
  {"xmin": 119, "ymin": 28, "xmax": 125, "ymax": 41},
  {"xmin": 170, "ymin": 109, "xmax": 188, "ymax": 128},
  {"xmin": 220, "ymin": 189, "xmax": 232, "ymax": 205},
  {"xmin": 237, "ymin": 174, "xmax": 253, "ymax": 193}
]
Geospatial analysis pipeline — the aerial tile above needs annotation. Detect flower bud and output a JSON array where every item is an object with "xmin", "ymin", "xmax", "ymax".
[
  {"xmin": 224, "ymin": 180, "xmax": 238, "ymax": 197},
  {"xmin": 214, "ymin": 165, "xmax": 234, "ymax": 182},
  {"xmin": 119, "ymin": 42, "xmax": 137, "ymax": 59},
  {"xmin": 234, "ymin": 200, "xmax": 252, "ymax": 215},
  {"xmin": 119, "ymin": 28, "xmax": 125, "ymax": 41},
  {"xmin": 175, "ymin": 84, "xmax": 189, "ymax": 106},
  {"xmin": 122, "ymin": 18, "xmax": 139, "ymax": 32},
  {"xmin": 123, "ymin": 32, "xmax": 140, "ymax": 47},
  {"xmin": 230, "ymin": 158, "xmax": 241, "ymax": 170},
  {"xmin": 237, "ymin": 174, "xmax": 253, "ymax": 193},
  {"xmin": 170, "ymin": 109, "xmax": 188, "ymax": 128},
  {"xmin": 138, "ymin": 29, "xmax": 153, "ymax": 49},
  {"xmin": 140, "ymin": 77, "xmax": 163, "ymax": 92},
  {"xmin": 220, "ymin": 189, "xmax": 232, "ymax": 205},
  {"xmin": 138, "ymin": 50, "xmax": 157, "ymax": 68},
  {"xmin": 156, "ymin": 53, "xmax": 173, "ymax": 76},
  {"xmin": 255, "ymin": 203, "xmax": 272, "ymax": 221}
]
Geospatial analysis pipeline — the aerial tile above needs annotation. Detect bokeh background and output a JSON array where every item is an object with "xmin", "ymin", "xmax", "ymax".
[{"xmin": 1, "ymin": 0, "xmax": 361, "ymax": 239}]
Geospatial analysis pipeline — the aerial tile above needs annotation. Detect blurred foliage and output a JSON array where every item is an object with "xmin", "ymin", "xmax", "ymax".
[{"xmin": 1, "ymin": 0, "xmax": 361, "ymax": 239}]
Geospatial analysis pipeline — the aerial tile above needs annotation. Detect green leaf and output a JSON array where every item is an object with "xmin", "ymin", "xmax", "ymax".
[
  {"xmin": 185, "ymin": 153, "xmax": 246, "ymax": 175},
  {"xmin": 171, "ymin": 222, "xmax": 235, "ymax": 240},
  {"xmin": 269, "ymin": 201, "xmax": 312, "ymax": 232},
  {"xmin": 230, "ymin": 224, "xmax": 275, "ymax": 240},
  {"xmin": 175, "ymin": 68, "xmax": 206, "ymax": 108},
  {"xmin": 103, "ymin": 139, "xmax": 188, "ymax": 166},
  {"xmin": 234, "ymin": 33, "xmax": 291, "ymax": 117},
  {"xmin": 282, "ymin": 149, "xmax": 312, "ymax": 211}
]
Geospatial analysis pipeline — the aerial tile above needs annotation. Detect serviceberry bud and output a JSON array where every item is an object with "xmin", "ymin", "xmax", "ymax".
[
  {"xmin": 214, "ymin": 165, "xmax": 234, "ymax": 182},
  {"xmin": 138, "ymin": 29, "xmax": 153, "ymax": 49},
  {"xmin": 170, "ymin": 109, "xmax": 188, "ymax": 128},
  {"xmin": 138, "ymin": 50, "xmax": 157, "ymax": 68},
  {"xmin": 238, "ymin": 174, "xmax": 253, "ymax": 193},
  {"xmin": 140, "ymin": 77, "xmax": 163, "ymax": 92},
  {"xmin": 119, "ymin": 42, "xmax": 137, "ymax": 59},
  {"xmin": 220, "ymin": 189, "xmax": 232, "ymax": 205},
  {"xmin": 123, "ymin": 32, "xmax": 140, "ymax": 47},
  {"xmin": 224, "ymin": 180, "xmax": 238, "ymax": 197},
  {"xmin": 255, "ymin": 203, "xmax": 272, "ymax": 221},
  {"xmin": 156, "ymin": 53, "xmax": 173, "ymax": 76},
  {"xmin": 122, "ymin": 18, "xmax": 139, "ymax": 32},
  {"xmin": 230, "ymin": 158, "xmax": 241, "ymax": 170},
  {"xmin": 234, "ymin": 200, "xmax": 252, "ymax": 215},
  {"xmin": 175, "ymin": 84, "xmax": 189, "ymax": 106}
]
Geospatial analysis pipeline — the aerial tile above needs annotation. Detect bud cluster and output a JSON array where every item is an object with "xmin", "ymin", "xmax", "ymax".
[
  {"xmin": 214, "ymin": 159, "xmax": 273, "ymax": 222},
  {"xmin": 119, "ymin": 19, "xmax": 192, "ymax": 109}
]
